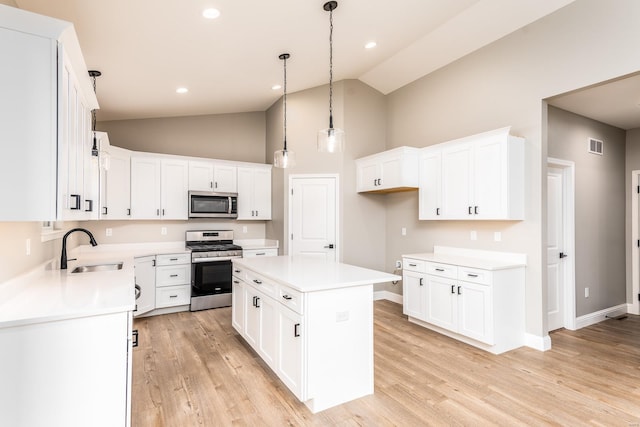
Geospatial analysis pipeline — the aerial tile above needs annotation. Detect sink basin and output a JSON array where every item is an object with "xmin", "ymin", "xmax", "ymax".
[{"xmin": 70, "ymin": 262, "xmax": 124, "ymax": 273}]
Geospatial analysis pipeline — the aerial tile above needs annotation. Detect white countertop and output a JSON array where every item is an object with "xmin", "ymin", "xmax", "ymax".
[
  {"xmin": 0, "ymin": 242, "xmax": 188, "ymax": 329},
  {"xmin": 235, "ymin": 239, "xmax": 279, "ymax": 250},
  {"xmin": 403, "ymin": 246, "xmax": 527, "ymax": 270},
  {"xmin": 233, "ymin": 256, "xmax": 401, "ymax": 292}
]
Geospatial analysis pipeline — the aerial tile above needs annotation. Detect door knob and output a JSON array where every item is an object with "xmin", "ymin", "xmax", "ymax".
[
  {"xmin": 559, "ymin": 252, "xmax": 568, "ymax": 259},
  {"xmin": 324, "ymin": 244, "xmax": 335, "ymax": 249}
]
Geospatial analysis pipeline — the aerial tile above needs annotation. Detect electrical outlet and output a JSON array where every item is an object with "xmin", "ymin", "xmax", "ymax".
[
  {"xmin": 395, "ymin": 260, "xmax": 402, "ymax": 269},
  {"xmin": 494, "ymin": 231, "xmax": 502, "ymax": 242},
  {"xmin": 470, "ymin": 230, "xmax": 477, "ymax": 241},
  {"xmin": 242, "ymin": 226, "xmax": 248, "ymax": 233},
  {"xmin": 585, "ymin": 287, "xmax": 590, "ymax": 298},
  {"xmin": 401, "ymin": 227, "xmax": 407, "ymax": 236},
  {"xmin": 105, "ymin": 228, "xmax": 112, "ymax": 237},
  {"xmin": 25, "ymin": 238, "xmax": 30, "ymax": 256},
  {"xmin": 161, "ymin": 227, "xmax": 167, "ymax": 235}
]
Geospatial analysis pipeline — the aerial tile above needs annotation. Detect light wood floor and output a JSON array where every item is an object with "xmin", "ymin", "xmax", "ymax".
[{"xmin": 132, "ymin": 301, "xmax": 640, "ymax": 426}]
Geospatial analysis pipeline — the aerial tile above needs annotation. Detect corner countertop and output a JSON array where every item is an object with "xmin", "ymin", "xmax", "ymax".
[
  {"xmin": 233, "ymin": 256, "xmax": 400, "ymax": 293},
  {"xmin": 235, "ymin": 239, "xmax": 279, "ymax": 250},
  {"xmin": 0, "ymin": 242, "xmax": 188, "ymax": 329},
  {"xmin": 402, "ymin": 246, "xmax": 527, "ymax": 271}
]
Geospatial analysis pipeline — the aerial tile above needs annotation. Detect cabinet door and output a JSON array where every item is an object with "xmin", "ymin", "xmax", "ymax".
[
  {"xmin": 188, "ymin": 161, "xmax": 214, "ymax": 191},
  {"xmin": 356, "ymin": 160, "xmax": 380, "ymax": 192},
  {"xmin": 213, "ymin": 164, "xmax": 237, "ymax": 193},
  {"xmin": 472, "ymin": 137, "xmax": 504, "ymax": 219},
  {"xmin": 258, "ymin": 295, "xmax": 279, "ymax": 369},
  {"xmin": 379, "ymin": 155, "xmax": 402, "ymax": 189},
  {"xmin": 458, "ymin": 281, "xmax": 493, "ymax": 345},
  {"xmin": 426, "ymin": 275, "xmax": 457, "ymax": 332},
  {"xmin": 134, "ymin": 256, "xmax": 156, "ymax": 317},
  {"xmin": 236, "ymin": 167, "xmax": 254, "ymax": 220},
  {"xmin": 102, "ymin": 146, "xmax": 131, "ymax": 220},
  {"xmin": 232, "ymin": 279, "xmax": 245, "ymax": 333},
  {"xmin": 244, "ymin": 287, "xmax": 260, "ymax": 348},
  {"xmin": 131, "ymin": 157, "xmax": 161, "ymax": 219},
  {"xmin": 278, "ymin": 306, "xmax": 304, "ymax": 400},
  {"xmin": 161, "ymin": 159, "xmax": 188, "ymax": 219},
  {"xmin": 252, "ymin": 167, "xmax": 271, "ymax": 220},
  {"xmin": 402, "ymin": 271, "xmax": 426, "ymax": 319},
  {"xmin": 441, "ymin": 144, "xmax": 472, "ymax": 219},
  {"xmin": 419, "ymin": 150, "xmax": 442, "ymax": 220}
]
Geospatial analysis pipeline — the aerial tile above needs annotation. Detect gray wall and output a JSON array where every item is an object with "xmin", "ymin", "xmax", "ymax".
[
  {"xmin": 548, "ymin": 106, "xmax": 626, "ymax": 316},
  {"xmin": 384, "ymin": 0, "xmax": 640, "ymax": 338},
  {"xmin": 100, "ymin": 112, "xmax": 266, "ymax": 162}
]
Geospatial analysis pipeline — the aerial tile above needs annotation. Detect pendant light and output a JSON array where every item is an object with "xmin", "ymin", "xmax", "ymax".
[
  {"xmin": 317, "ymin": 1, "xmax": 344, "ymax": 153},
  {"xmin": 88, "ymin": 70, "xmax": 102, "ymax": 157},
  {"xmin": 274, "ymin": 53, "xmax": 296, "ymax": 168}
]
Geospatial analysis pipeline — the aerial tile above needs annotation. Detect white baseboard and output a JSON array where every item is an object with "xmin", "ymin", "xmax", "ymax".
[
  {"xmin": 627, "ymin": 303, "xmax": 640, "ymax": 315},
  {"xmin": 524, "ymin": 333, "xmax": 551, "ymax": 351},
  {"xmin": 373, "ymin": 290, "xmax": 402, "ymax": 304},
  {"xmin": 575, "ymin": 304, "xmax": 628, "ymax": 329}
]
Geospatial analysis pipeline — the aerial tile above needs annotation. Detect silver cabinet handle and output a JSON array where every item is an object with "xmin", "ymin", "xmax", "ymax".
[
  {"xmin": 419, "ymin": 278, "xmax": 424, "ymax": 286},
  {"xmin": 135, "ymin": 284, "xmax": 141, "ymax": 300},
  {"xmin": 435, "ymin": 268, "xmax": 445, "ymax": 272},
  {"xmin": 282, "ymin": 295, "xmax": 292, "ymax": 300},
  {"xmin": 467, "ymin": 273, "xmax": 478, "ymax": 278},
  {"xmin": 170, "ymin": 274, "xmax": 178, "ymax": 278},
  {"xmin": 253, "ymin": 279, "xmax": 262, "ymax": 284},
  {"xmin": 169, "ymin": 295, "xmax": 178, "ymax": 298}
]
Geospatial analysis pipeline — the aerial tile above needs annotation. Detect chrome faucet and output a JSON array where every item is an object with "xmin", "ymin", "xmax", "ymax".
[{"xmin": 60, "ymin": 228, "xmax": 98, "ymax": 270}]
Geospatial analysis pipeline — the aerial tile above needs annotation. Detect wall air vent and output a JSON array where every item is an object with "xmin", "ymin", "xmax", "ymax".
[{"xmin": 588, "ymin": 137, "xmax": 603, "ymax": 155}]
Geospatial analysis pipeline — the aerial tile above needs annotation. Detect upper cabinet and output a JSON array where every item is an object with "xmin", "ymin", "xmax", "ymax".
[
  {"xmin": 130, "ymin": 156, "xmax": 189, "ymax": 220},
  {"xmin": 419, "ymin": 127, "xmax": 524, "ymax": 221},
  {"xmin": 237, "ymin": 165, "xmax": 272, "ymax": 220},
  {"xmin": 188, "ymin": 160, "xmax": 237, "ymax": 193},
  {"xmin": 356, "ymin": 147, "xmax": 419, "ymax": 193},
  {"xmin": 99, "ymin": 133, "xmax": 131, "ymax": 220},
  {"xmin": 0, "ymin": 5, "xmax": 97, "ymax": 221}
]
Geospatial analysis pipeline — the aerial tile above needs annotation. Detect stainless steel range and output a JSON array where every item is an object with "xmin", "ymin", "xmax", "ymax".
[{"xmin": 186, "ymin": 230, "xmax": 242, "ymax": 311}]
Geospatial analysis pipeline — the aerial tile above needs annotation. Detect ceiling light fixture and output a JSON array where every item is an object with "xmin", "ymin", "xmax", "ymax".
[
  {"xmin": 318, "ymin": 1, "xmax": 344, "ymax": 153},
  {"xmin": 365, "ymin": 41, "xmax": 377, "ymax": 49},
  {"xmin": 176, "ymin": 87, "xmax": 188, "ymax": 94},
  {"xmin": 272, "ymin": 84, "xmax": 282, "ymax": 90},
  {"xmin": 202, "ymin": 8, "xmax": 220, "ymax": 19},
  {"xmin": 88, "ymin": 70, "xmax": 101, "ymax": 157},
  {"xmin": 274, "ymin": 53, "xmax": 295, "ymax": 169}
]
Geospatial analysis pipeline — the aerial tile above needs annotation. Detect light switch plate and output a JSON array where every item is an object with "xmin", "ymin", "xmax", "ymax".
[
  {"xmin": 105, "ymin": 228, "xmax": 112, "ymax": 237},
  {"xmin": 470, "ymin": 230, "xmax": 477, "ymax": 241},
  {"xmin": 494, "ymin": 232, "xmax": 502, "ymax": 242}
]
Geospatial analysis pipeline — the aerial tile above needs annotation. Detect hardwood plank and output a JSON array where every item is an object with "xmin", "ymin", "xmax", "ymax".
[{"xmin": 131, "ymin": 300, "xmax": 640, "ymax": 426}]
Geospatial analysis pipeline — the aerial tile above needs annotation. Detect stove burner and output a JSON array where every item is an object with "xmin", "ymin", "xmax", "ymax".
[{"xmin": 186, "ymin": 243, "xmax": 242, "ymax": 252}]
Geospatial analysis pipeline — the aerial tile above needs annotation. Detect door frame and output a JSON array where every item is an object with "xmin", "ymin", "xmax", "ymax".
[
  {"xmin": 547, "ymin": 158, "xmax": 576, "ymax": 330},
  {"xmin": 288, "ymin": 174, "xmax": 340, "ymax": 261},
  {"xmin": 630, "ymin": 170, "xmax": 640, "ymax": 315}
]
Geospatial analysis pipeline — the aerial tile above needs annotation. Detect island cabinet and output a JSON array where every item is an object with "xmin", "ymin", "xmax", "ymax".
[
  {"xmin": 355, "ymin": 146, "xmax": 419, "ymax": 193},
  {"xmin": 232, "ymin": 256, "xmax": 399, "ymax": 413},
  {"xmin": 419, "ymin": 127, "xmax": 524, "ymax": 220},
  {"xmin": 403, "ymin": 247, "xmax": 526, "ymax": 354}
]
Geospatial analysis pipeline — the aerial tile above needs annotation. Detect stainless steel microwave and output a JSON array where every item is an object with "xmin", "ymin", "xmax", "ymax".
[{"xmin": 188, "ymin": 191, "xmax": 238, "ymax": 218}]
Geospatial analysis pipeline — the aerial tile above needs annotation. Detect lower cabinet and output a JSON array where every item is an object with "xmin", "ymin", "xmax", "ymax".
[
  {"xmin": 277, "ymin": 306, "xmax": 303, "ymax": 396},
  {"xmin": 134, "ymin": 255, "xmax": 156, "ymax": 317},
  {"xmin": 0, "ymin": 311, "xmax": 133, "ymax": 427},
  {"xmin": 134, "ymin": 252, "xmax": 191, "ymax": 317},
  {"xmin": 402, "ymin": 255, "xmax": 523, "ymax": 354}
]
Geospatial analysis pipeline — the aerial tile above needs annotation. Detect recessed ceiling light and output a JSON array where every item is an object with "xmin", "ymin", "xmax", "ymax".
[
  {"xmin": 202, "ymin": 8, "xmax": 220, "ymax": 19},
  {"xmin": 176, "ymin": 87, "xmax": 188, "ymax": 94},
  {"xmin": 365, "ymin": 41, "xmax": 377, "ymax": 49},
  {"xmin": 272, "ymin": 84, "xmax": 282, "ymax": 90}
]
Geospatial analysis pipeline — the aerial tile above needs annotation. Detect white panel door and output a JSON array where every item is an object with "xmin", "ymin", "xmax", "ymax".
[
  {"xmin": 426, "ymin": 275, "xmax": 457, "ymax": 331},
  {"xmin": 252, "ymin": 167, "xmax": 271, "ymax": 220},
  {"xmin": 290, "ymin": 176, "xmax": 337, "ymax": 261},
  {"xmin": 458, "ymin": 281, "xmax": 493, "ymax": 345},
  {"xmin": 213, "ymin": 164, "xmax": 237, "ymax": 193},
  {"xmin": 277, "ymin": 306, "xmax": 304, "ymax": 400},
  {"xmin": 161, "ymin": 159, "xmax": 188, "ymax": 219},
  {"xmin": 258, "ymin": 294, "xmax": 279, "ymax": 369},
  {"xmin": 231, "ymin": 280, "xmax": 245, "ymax": 332},
  {"xmin": 419, "ymin": 150, "xmax": 442, "ymax": 219},
  {"xmin": 473, "ymin": 137, "xmax": 504, "ymax": 219},
  {"xmin": 357, "ymin": 161, "xmax": 379, "ymax": 192},
  {"xmin": 402, "ymin": 272, "xmax": 425, "ymax": 319},
  {"xmin": 380, "ymin": 156, "xmax": 402, "ymax": 189},
  {"xmin": 547, "ymin": 167, "xmax": 565, "ymax": 331},
  {"xmin": 134, "ymin": 255, "xmax": 155, "ymax": 317},
  {"xmin": 441, "ymin": 144, "xmax": 472, "ymax": 219},
  {"xmin": 131, "ymin": 157, "xmax": 161, "ymax": 219},
  {"xmin": 188, "ymin": 161, "xmax": 214, "ymax": 191},
  {"xmin": 102, "ymin": 145, "xmax": 131, "ymax": 220}
]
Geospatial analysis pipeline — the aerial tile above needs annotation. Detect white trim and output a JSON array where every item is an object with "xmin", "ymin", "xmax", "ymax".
[
  {"xmin": 524, "ymin": 333, "xmax": 552, "ymax": 351},
  {"xmin": 374, "ymin": 290, "xmax": 402, "ymax": 304},
  {"xmin": 288, "ymin": 174, "xmax": 340, "ymax": 261},
  {"xmin": 631, "ymin": 170, "xmax": 640, "ymax": 315},
  {"xmin": 575, "ymin": 304, "xmax": 628, "ymax": 329},
  {"xmin": 547, "ymin": 158, "xmax": 577, "ymax": 331}
]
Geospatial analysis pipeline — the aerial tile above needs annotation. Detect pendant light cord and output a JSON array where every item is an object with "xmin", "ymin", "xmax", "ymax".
[
  {"xmin": 328, "ymin": 5, "xmax": 334, "ymax": 129},
  {"xmin": 283, "ymin": 55, "xmax": 288, "ymax": 151},
  {"xmin": 91, "ymin": 75, "xmax": 97, "ymax": 134}
]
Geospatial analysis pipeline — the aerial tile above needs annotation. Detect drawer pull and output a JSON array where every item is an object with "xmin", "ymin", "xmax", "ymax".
[
  {"xmin": 467, "ymin": 273, "xmax": 479, "ymax": 278},
  {"xmin": 282, "ymin": 295, "xmax": 292, "ymax": 300},
  {"xmin": 451, "ymin": 285, "xmax": 455, "ymax": 294},
  {"xmin": 253, "ymin": 279, "xmax": 262, "ymax": 284},
  {"xmin": 294, "ymin": 323, "xmax": 300, "ymax": 337},
  {"xmin": 169, "ymin": 295, "xmax": 178, "ymax": 298},
  {"xmin": 170, "ymin": 258, "xmax": 178, "ymax": 261},
  {"xmin": 419, "ymin": 278, "xmax": 424, "ymax": 286},
  {"xmin": 435, "ymin": 268, "xmax": 445, "ymax": 272},
  {"xmin": 234, "ymin": 269, "xmax": 241, "ymax": 273},
  {"xmin": 256, "ymin": 252, "xmax": 266, "ymax": 256},
  {"xmin": 233, "ymin": 280, "xmax": 239, "ymax": 284},
  {"xmin": 170, "ymin": 274, "xmax": 179, "ymax": 278},
  {"xmin": 408, "ymin": 263, "xmax": 417, "ymax": 267},
  {"xmin": 457, "ymin": 286, "xmax": 462, "ymax": 295}
]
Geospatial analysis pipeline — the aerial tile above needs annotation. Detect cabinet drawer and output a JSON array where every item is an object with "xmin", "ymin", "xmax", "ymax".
[
  {"xmin": 156, "ymin": 284, "xmax": 190, "ymax": 308},
  {"xmin": 403, "ymin": 258, "xmax": 426, "ymax": 273},
  {"xmin": 243, "ymin": 248, "xmax": 278, "ymax": 257},
  {"xmin": 232, "ymin": 264, "xmax": 245, "ymax": 281},
  {"xmin": 278, "ymin": 285, "xmax": 303, "ymax": 315},
  {"xmin": 156, "ymin": 265, "xmax": 191, "ymax": 287},
  {"xmin": 458, "ymin": 267, "xmax": 491, "ymax": 285},
  {"xmin": 156, "ymin": 253, "xmax": 190, "ymax": 266},
  {"xmin": 245, "ymin": 270, "xmax": 278, "ymax": 299},
  {"xmin": 425, "ymin": 262, "xmax": 457, "ymax": 279}
]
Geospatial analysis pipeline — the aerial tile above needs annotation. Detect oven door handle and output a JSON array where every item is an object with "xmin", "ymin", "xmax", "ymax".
[{"xmin": 192, "ymin": 256, "xmax": 242, "ymax": 263}]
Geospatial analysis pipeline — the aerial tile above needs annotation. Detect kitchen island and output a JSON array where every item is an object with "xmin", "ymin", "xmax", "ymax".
[{"xmin": 231, "ymin": 256, "xmax": 400, "ymax": 413}]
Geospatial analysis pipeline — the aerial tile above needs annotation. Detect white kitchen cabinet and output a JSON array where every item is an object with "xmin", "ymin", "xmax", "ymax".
[
  {"xmin": 243, "ymin": 248, "xmax": 278, "ymax": 257},
  {"xmin": 356, "ymin": 146, "xmax": 419, "ymax": 193},
  {"xmin": 155, "ymin": 253, "xmax": 191, "ymax": 309},
  {"xmin": 237, "ymin": 165, "xmax": 272, "ymax": 220},
  {"xmin": 134, "ymin": 255, "xmax": 155, "ymax": 317},
  {"xmin": 232, "ymin": 272, "xmax": 245, "ymax": 332},
  {"xmin": 188, "ymin": 160, "xmax": 237, "ymax": 193},
  {"xmin": 403, "ymin": 249, "xmax": 525, "ymax": 354},
  {"xmin": 278, "ymin": 305, "xmax": 304, "ymax": 398},
  {"xmin": 100, "ymin": 139, "xmax": 132, "ymax": 220},
  {"xmin": 419, "ymin": 127, "xmax": 524, "ymax": 220},
  {"xmin": 0, "ymin": 311, "xmax": 132, "ymax": 427},
  {"xmin": 130, "ymin": 156, "xmax": 188, "ymax": 220}
]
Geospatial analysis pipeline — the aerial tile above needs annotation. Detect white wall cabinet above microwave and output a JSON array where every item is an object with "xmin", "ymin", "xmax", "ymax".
[
  {"xmin": 419, "ymin": 127, "xmax": 524, "ymax": 220},
  {"xmin": 237, "ymin": 165, "xmax": 272, "ymax": 220},
  {"xmin": 130, "ymin": 156, "xmax": 189, "ymax": 220},
  {"xmin": 355, "ymin": 147, "xmax": 419, "ymax": 193},
  {"xmin": 188, "ymin": 160, "xmax": 237, "ymax": 193}
]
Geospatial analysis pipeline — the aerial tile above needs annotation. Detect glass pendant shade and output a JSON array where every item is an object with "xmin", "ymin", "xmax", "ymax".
[
  {"xmin": 317, "ymin": 126, "xmax": 344, "ymax": 153},
  {"xmin": 274, "ymin": 148, "xmax": 295, "ymax": 168}
]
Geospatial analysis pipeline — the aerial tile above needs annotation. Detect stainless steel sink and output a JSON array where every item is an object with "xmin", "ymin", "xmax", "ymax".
[{"xmin": 70, "ymin": 262, "xmax": 124, "ymax": 273}]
